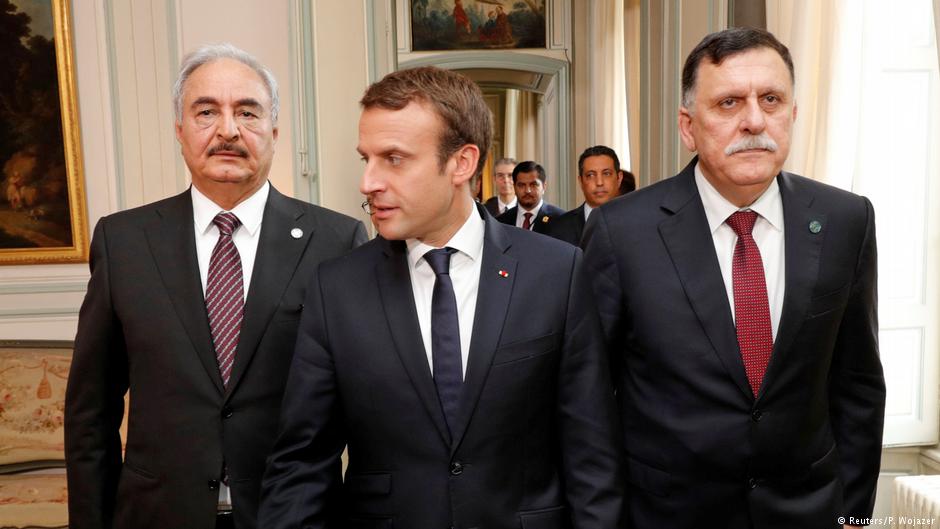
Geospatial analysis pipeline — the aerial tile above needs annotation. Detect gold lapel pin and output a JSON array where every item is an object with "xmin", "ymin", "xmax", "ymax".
[{"xmin": 541, "ymin": 215, "xmax": 549, "ymax": 223}]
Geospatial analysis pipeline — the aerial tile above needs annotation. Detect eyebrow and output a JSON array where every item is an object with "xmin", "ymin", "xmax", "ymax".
[{"xmin": 191, "ymin": 97, "xmax": 264, "ymax": 109}]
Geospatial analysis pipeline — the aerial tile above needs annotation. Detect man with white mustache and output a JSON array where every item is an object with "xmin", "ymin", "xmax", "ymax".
[{"xmin": 582, "ymin": 27, "xmax": 885, "ymax": 529}]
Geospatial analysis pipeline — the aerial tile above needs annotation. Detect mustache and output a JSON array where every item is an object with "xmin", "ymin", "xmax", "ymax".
[
  {"xmin": 725, "ymin": 133, "xmax": 778, "ymax": 155},
  {"xmin": 208, "ymin": 143, "xmax": 248, "ymax": 157}
]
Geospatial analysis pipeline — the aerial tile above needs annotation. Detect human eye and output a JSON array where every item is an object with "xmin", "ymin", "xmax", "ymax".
[
  {"xmin": 388, "ymin": 155, "xmax": 403, "ymax": 167},
  {"xmin": 718, "ymin": 98, "xmax": 737, "ymax": 109}
]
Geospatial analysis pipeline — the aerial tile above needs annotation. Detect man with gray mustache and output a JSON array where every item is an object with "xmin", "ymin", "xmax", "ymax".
[{"xmin": 582, "ymin": 27, "xmax": 885, "ymax": 529}]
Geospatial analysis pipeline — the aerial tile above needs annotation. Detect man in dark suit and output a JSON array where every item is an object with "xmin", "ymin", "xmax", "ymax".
[
  {"xmin": 497, "ymin": 160, "xmax": 564, "ymax": 234},
  {"xmin": 547, "ymin": 145, "xmax": 625, "ymax": 246},
  {"xmin": 64, "ymin": 44, "xmax": 366, "ymax": 529},
  {"xmin": 260, "ymin": 66, "xmax": 622, "ymax": 529},
  {"xmin": 583, "ymin": 28, "xmax": 885, "ymax": 529},
  {"xmin": 483, "ymin": 157, "xmax": 517, "ymax": 217}
]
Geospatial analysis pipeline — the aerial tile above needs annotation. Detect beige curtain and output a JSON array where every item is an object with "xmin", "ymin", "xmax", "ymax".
[
  {"xmin": 766, "ymin": 0, "xmax": 860, "ymax": 188},
  {"xmin": 590, "ymin": 0, "xmax": 631, "ymax": 169}
]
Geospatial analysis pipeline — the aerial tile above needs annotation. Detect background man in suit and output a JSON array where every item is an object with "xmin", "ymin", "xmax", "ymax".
[
  {"xmin": 64, "ymin": 43, "xmax": 366, "ymax": 529},
  {"xmin": 483, "ymin": 157, "xmax": 517, "ymax": 217},
  {"xmin": 547, "ymin": 145, "xmax": 624, "ymax": 246},
  {"xmin": 583, "ymin": 27, "xmax": 885, "ymax": 529},
  {"xmin": 497, "ymin": 160, "xmax": 564, "ymax": 234},
  {"xmin": 260, "ymin": 66, "xmax": 622, "ymax": 529}
]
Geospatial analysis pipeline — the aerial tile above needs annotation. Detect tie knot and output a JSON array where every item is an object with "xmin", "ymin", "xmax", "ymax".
[
  {"xmin": 424, "ymin": 247, "xmax": 457, "ymax": 276},
  {"xmin": 213, "ymin": 212, "xmax": 241, "ymax": 237},
  {"xmin": 726, "ymin": 210, "xmax": 758, "ymax": 237},
  {"xmin": 524, "ymin": 212, "xmax": 532, "ymax": 220}
]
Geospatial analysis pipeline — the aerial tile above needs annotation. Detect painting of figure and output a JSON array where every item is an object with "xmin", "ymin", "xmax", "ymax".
[
  {"xmin": 0, "ymin": 0, "xmax": 88, "ymax": 264},
  {"xmin": 412, "ymin": 0, "xmax": 546, "ymax": 50}
]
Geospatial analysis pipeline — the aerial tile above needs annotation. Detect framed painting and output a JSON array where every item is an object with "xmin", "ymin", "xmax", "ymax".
[
  {"xmin": 0, "ymin": 0, "xmax": 89, "ymax": 265},
  {"xmin": 411, "ymin": 0, "xmax": 547, "ymax": 51}
]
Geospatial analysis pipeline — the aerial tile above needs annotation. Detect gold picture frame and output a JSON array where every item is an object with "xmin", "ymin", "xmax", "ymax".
[{"xmin": 0, "ymin": 0, "xmax": 88, "ymax": 265}]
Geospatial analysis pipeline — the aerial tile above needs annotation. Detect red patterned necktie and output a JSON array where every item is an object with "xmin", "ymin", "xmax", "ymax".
[
  {"xmin": 726, "ymin": 210, "xmax": 773, "ymax": 397},
  {"xmin": 522, "ymin": 212, "xmax": 533, "ymax": 230},
  {"xmin": 206, "ymin": 212, "xmax": 244, "ymax": 388}
]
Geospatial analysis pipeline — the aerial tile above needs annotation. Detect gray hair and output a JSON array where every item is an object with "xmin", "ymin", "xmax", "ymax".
[{"xmin": 172, "ymin": 43, "xmax": 279, "ymax": 123}]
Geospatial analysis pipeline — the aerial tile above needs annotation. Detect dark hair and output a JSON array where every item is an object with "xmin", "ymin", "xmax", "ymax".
[
  {"xmin": 360, "ymin": 66, "xmax": 493, "ymax": 178},
  {"xmin": 577, "ymin": 145, "xmax": 621, "ymax": 176},
  {"xmin": 511, "ymin": 161, "xmax": 546, "ymax": 183},
  {"xmin": 681, "ymin": 27, "xmax": 794, "ymax": 109},
  {"xmin": 619, "ymin": 170, "xmax": 636, "ymax": 195}
]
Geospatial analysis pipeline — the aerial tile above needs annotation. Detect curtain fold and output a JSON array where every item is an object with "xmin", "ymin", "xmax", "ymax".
[{"xmin": 590, "ymin": 0, "xmax": 631, "ymax": 169}]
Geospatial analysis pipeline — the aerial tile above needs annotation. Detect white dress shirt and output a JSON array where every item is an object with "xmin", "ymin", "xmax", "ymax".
[
  {"xmin": 497, "ymin": 196, "xmax": 517, "ymax": 215},
  {"xmin": 583, "ymin": 203, "xmax": 594, "ymax": 221},
  {"xmin": 192, "ymin": 181, "xmax": 269, "ymax": 509},
  {"xmin": 515, "ymin": 199, "xmax": 544, "ymax": 229},
  {"xmin": 192, "ymin": 181, "xmax": 269, "ymax": 301},
  {"xmin": 407, "ymin": 206, "xmax": 485, "ymax": 378},
  {"xmin": 695, "ymin": 164, "xmax": 785, "ymax": 340}
]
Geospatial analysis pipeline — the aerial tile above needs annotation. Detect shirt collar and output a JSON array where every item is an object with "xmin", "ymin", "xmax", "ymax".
[
  {"xmin": 406, "ymin": 204, "xmax": 486, "ymax": 271},
  {"xmin": 694, "ymin": 163, "xmax": 783, "ymax": 234},
  {"xmin": 499, "ymin": 196, "xmax": 517, "ymax": 209},
  {"xmin": 192, "ymin": 181, "xmax": 270, "ymax": 236},
  {"xmin": 583, "ymin": 202, "xmax": 594, "ymax": 220}
]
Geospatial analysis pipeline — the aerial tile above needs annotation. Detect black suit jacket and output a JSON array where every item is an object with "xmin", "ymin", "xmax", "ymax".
[
  {"xmin": 260, "ymin": 205, "xmax": 623, "ymax": 529},
  {"xmin": 582, "ymin": 159, "xmax": 885, "ymax": 529},
  {"xmin": 483, "ymin": 196, "xmax": 502, "ymax": 217},
  {"xmin": 546, "ymin": 204, "xmax": 587, "ymax": 246},
  {"xmin": 496, "ymin": 202, "xmax": 565, "ymax": 235},
  {"xmin": 65, "ymin": 186, "xmax": 367, "ymax": 529}
]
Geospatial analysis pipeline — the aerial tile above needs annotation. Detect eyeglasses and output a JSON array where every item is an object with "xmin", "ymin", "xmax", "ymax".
[{"xmin": 361, "ymin": 200, "xmax": 374, "ymax": 215}]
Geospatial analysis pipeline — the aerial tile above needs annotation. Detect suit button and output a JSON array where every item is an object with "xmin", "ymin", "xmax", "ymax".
[
  {"xmin": 222, "ymin": 406, "xmax": 233, "ymax": 419},
  {"xmin": 748, "ymin": 478, "xmax": 758, "ymax": 489},
  {"xmin": 449, "ymin": 462, "xmax": 463, "ymax": 476},
  {"xmin": 208, "ymin": 479, "xmax": 220, "ymax": 490},
  {"xmin": 751, "ymin": 409, "xmax": 763, "ymax": 422}
]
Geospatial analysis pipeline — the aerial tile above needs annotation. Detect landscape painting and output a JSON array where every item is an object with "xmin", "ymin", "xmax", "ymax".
[
  {"xmin": 411, "ymin": 0, "xmax": 546, "ymax": 51},
  {"xmin": 0, "ymin": 0, "xmax": 88, "ymax": 265}
]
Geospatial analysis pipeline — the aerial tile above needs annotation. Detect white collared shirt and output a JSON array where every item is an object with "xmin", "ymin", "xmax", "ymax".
[
  {"xmin": 406, "ymin": 206, "xmax": 485, "ymax": 378},
  {"xmin": 497, "ymin": 196, "xmax": 517, "ymax": 215},
  {"xmin": 695, "ymin": 164, "xmax": 785, "ymax": 340},
  {"xmin": 583, "ymin": 203, "xmax": 594, "ymax": 221},
  {"xmin": 515, "ymin": 199, "xmax": 544, "ymax": 229},
  {"xmin": 192, "ymin": 181, "xmax": 269, "ymax": 301}
]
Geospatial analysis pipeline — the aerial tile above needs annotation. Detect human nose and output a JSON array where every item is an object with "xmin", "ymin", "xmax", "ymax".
[
  {"xmin": 360, "ymin": 160, "xmax": 385, "ymax": 196},
  {"xmin": 741, "ymin": 97, "xmax": 767, "ymax": 134},
  {"xmin": 217, "ymin": 112, "xmax": 239, "ymax": 141}
]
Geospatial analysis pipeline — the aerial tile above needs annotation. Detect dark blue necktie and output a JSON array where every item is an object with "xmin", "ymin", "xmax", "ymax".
[{"xmin": 424, "ymin": 247, "xmax": 462, "ymax": 438}]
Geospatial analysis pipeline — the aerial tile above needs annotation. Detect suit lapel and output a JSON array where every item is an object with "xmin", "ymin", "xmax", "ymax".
[
  {"xmin": 450, "ymin": 212, "xmax": 516, "ymax": 455},
  {"xmin": 225, "ymin": 186, "xmax": 317, "ymax": 396},
  {"xmin": 658, "ymin": 163, "xmax": 752, "ymax": 399},
  {"xmin": 376, "ymin": 239, "xmax": 452, "ymax": 446},
  {"xmin": 146, "ymin": 190, "xmax": 224, "ymax": 395},
  {"xmin": 758, "ymin": 173, "xmax": 825, "ymax": 398},
  {"xmin": 575, "ymin": 204, "xmax": 586, "ymax": 235}
]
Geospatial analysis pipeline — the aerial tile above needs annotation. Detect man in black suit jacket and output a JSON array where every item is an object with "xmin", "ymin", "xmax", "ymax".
[
  {"xmin": 547, "ymin": 145, "xmax": 625, "ymax": 246},
  {"xmin": 483, "ymin": 157, "xmax": 517, "ymax": 217},
  {"xmin": 583, "ymin": 28, "xmax": 885, "ymax": 529},
  {"xmin": 497, "ymin": 160, "xmax": 564, "ymax": 234},
  {"xmin": 64, "ymin": 44, "xmax": 366, "ymax": 529},
  {"xmin": 260, "ymin": 66, "xmax": 622, "ymax": 529}
]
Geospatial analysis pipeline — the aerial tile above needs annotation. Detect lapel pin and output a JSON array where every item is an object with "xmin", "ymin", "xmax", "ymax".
[
  {"xmin": 808, "ymin": 220, "xmax": 822, "ymax": 234},
  {"xmin": 498, "ymin": 270, "xmax": 509, "ymax": 278},
  {"xmin": 542, "ymin": 215, "xmax": 549, "ymax": 223},
  {"xmin": 290, "ymin": 228, "xmax": 303, "ymax": 239}
]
